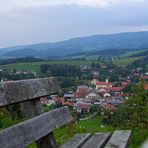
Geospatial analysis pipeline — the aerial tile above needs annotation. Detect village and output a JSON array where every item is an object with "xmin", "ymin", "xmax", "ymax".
[
  {"xmin": 0, "ymin": 60, "xmax": 147, "ymax": 120},
  {"xmin": 40, "ymin": 78, "xmax": 129, "ymax": 119}
]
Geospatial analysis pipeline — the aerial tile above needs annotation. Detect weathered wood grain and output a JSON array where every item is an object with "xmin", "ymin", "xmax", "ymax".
[
  {"xmin": 82, "ymin": 132, "xmax": 111, "ymax": 148},
  {"xmin": 0, "ymin": 77, "xmax": 59, "ymax": 107},
  {"xmin": 105, "ymin": 130, "xmax": 132, "ymax": 148},
  {"xmin": 0, "ymin": 107, "xmax": 72, "ymax": 148},
  {"xmin": 60, "ymin": 133, "xmax": 92, "ymax": 148}
]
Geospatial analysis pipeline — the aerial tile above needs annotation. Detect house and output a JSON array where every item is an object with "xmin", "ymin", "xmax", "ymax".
[
  {"xmin": 86, "ymin": 93, "xmax": 97, "ymax": 99},
  {"xmin": 40, "ymin": 97, "xmax": 49, "ymax": 105},
  {"xmin": 92, "ymin": 71, "xmax": 100, "ymax": 77},
  {"xmin": 63, "ymin": 101, "xmax": 73, "ymax": 107},
  {"xmin": 74, "ymin": 102, "xmax": 91, "ymax": 113},
  {"xmin": 105, "ymin": 104, "xmax": 115, "ymax": 111},
  {"xmin": 91, "ymin": 79, "xmax": 99, "ymax": 85},
  {"xmin": 83, "ymin": 98, "xmax": 99, "ymax": 104},
  {"xmin": 64, "ymin": 94, "xmax": 75, "ymax": 101},
  {"xmin": 142, "ymin": 76, "xmax": 148, "ymax": 80},
  {"xmin": 121, "ymin": 82, "xmax": 129, "ymax": 87},
  {"xmin": 96, "ymin": 79, "xmax": 112, "ymax": 89},
  {"xmin": 144, "ymin": 84, "xmax": 148, "ymax": 90},
  {"xmin": 53, "ymin": 97, "xmax": 63, "ymax": 104},
  {"xmin": 107, "ymin": 100, "xmax": 122, "ymax": 107},
  {"xmin": 75, "ymin": 85, "xmax": 89, "ymax": 98},
  {"xmin": 103, "ymin": 92, "xmax": 111, "ymax": 97},
  {"xmin": 100, "ymin": 64, "xmax": 107, "ymax": 68},
  {"xmin": 107, "ymin": 86, "xmax": 124, "ymax": 95},
  {"xmin": 98, "ymin": 88, "xmax": 107, "ymax": 93}
]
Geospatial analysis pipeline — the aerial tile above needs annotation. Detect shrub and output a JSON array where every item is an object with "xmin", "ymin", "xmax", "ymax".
[{"xmin": 102, "ymin": 81, "xmax": 148, "ymax": 129}]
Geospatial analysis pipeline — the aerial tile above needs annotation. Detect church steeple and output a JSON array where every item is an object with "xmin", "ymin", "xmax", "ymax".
[{"xmin": 105, "ymin": 78, "xmax": 109, "ymax": 84}]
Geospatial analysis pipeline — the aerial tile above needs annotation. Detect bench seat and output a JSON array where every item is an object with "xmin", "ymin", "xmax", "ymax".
[{"xmin": 61, "ymin": 130, "xmax": 131, "ymax": 148}]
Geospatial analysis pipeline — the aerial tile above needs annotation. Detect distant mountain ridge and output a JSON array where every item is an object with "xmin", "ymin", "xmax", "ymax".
[{"xmin": 1, "ymin": 31, "xmax": 148, "ymax": 59}]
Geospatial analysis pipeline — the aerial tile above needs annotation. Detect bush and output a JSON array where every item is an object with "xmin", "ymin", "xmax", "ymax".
[
  {"xmin": 102, "ymin": 81, "xmax": 148, "ymax": 129},
  {"xmin": 0, "ymin": 109, "xmax": 19, "ymax": 130}
]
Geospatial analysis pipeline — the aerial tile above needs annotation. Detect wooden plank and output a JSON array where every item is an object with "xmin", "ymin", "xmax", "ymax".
[
  {"xmin": 0, "ymin": 107, "xmax": 72, "ymax": 148},
  {"xmin": 105, "ymin": 130, "xmax": 132, "ymax": 148},
  {"xmin": 82, "ymin": 132, "xmax": 111, "ymax": 148},
  {"xmin": 142, "ymin": 139, "xmax": 148, "ymax": 148},
  {"xmin": 60, "ymin": 133, "xmax": 92, "ymax": 148},
  {"xmin": 0, "ymin": 77, "xmax": 59, "ymax": 107}
]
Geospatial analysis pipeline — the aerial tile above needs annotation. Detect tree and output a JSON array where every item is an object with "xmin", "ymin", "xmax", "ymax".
[{"xmin": 103, "ymin": 81, "xmax": 148, "ymax": 129}]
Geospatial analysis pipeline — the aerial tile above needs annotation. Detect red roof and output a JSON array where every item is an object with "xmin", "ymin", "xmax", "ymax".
[
  {"xmin": 117, "ymin": 94, "xmax": 125, "ymax": 97},
  {"xmin": 40, "ymin": 97, "xmax": 48, "ymax": 101},
  {"xmin": 106, "ymin": 104, "xmax": 115, "ymax": 111},
  {"xmin": 142, "ymin": 76, "xmax": 148, "ymax": 79},
  {"xmin": 96, "ymin": 81, "xmax": 112, "ymax": 85},
  {"xmin": 64, "ymin": 101, "xmax": 73, "ymax": 107},
  {"xmin": 75, "ymin": 86, "xmax": 89, "ymax": 98},
  {"xmin": 144, "ymin": 85, "xmax": 148, "ymax": 90},
  {"xmin": 121, "ymin": 82, "xmax": 129, "ymax": 86},
  {"xmin": 107, "ymin": 86, "xmax": 124, "ymax": 92},
  {"xmin": 77, "ymin": 103, "xmax": 90, "ymax": 109}
]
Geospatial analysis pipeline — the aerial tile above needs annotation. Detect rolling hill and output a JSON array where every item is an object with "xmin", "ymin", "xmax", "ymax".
[{"xmin": 1, "ymin": 31, "xmax": 148, "ymax": 59}]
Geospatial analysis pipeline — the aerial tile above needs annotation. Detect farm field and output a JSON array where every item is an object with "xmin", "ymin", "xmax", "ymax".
[
  {"xmin": 112, "ymin": 57, "xmax": 142, "ymax": 67},
  {"xmin": 0, "ymin": 60, "xmax": 103, "ymax": 76},
  {"xmin": 0, "ymin": 56, "xmax": 144, "ymax": 76},
  {"xmin": 119, "ymin": 50, "xmax": 146, "ymax": 58}
]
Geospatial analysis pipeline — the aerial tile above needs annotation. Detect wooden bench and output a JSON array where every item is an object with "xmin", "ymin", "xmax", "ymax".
[
  {"xmin": 60, "ymin": 130, "xmax": 131, "ymax": 148},
  {"xmin": 0, "ymin": 78, "xmax": 132, "ymax": 148}
]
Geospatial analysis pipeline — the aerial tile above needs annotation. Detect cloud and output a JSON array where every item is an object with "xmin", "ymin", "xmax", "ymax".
[
  {"xmin": 0, "ymin": 0, "xmax": 146, "ymax": 12},
  {"xmin": 0, "ymin": 0, "xmax": 148, "ymax": 47}
]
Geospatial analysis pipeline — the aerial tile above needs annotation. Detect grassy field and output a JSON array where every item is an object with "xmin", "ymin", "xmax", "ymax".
[
  {"xmin": 77, "ymin": 116, "xmax": 114, "ymax": 132},
  {"xmin": 113, "ymin": 57, "xmax": 142, "ymax": 67},
  {"xmin": 119, "ymin": 50, "xmax": 146, "ymax": 58},
  {"xmin": 0, "ymin": 60, "xmax": 102, "ymax": 76}
]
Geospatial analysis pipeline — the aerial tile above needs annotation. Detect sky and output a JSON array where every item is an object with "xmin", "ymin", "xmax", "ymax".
[{"xmin": 0, "ymin": 0, "xmax": 148, "ymax": 47}]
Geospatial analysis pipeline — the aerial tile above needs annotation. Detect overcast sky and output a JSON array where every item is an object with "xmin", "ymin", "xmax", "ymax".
[{"xmin": 0, "ymin": 0, "xmax": 148, "ymax": 47}]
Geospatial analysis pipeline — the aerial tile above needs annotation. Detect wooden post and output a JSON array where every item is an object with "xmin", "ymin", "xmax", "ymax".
[
  {"xmin": 36, "ymin": 132, "xmax": 56, "ymax": 148},
  {"xmin": 20, "ymin": 99, "xmax": 44, "ymax": 119}
]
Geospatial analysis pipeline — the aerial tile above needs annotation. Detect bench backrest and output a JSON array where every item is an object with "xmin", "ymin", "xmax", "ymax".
[
  {"xmin": 0, "ymin": 77, "xmax": 59, "ymax": 107},
  {"xmin": 0, "ymin": 78, "xmax": 72, "ymax": 148}
]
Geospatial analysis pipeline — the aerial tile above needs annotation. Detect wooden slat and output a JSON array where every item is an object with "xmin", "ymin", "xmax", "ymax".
[
  {"xmin": 82, "ymin": 132, "xmax": 111, "ymax": 148},
  {"xmin": 0, "ymin": 107, "xmax": 72, "ymax": 148},
  {"xmin": 0, "ymin": 77, "xmax": 59, "ymax": 107},
  {"xmin": 60, "ymin": 133, "xmax": 92, "ymax": 148},
  {"xmin": 142, "ymin": 139, "xmax": 148, "ymax": 148},
  {"xmin": 105, "ymin": 130, "xmax": 132, "ymax": 148}
]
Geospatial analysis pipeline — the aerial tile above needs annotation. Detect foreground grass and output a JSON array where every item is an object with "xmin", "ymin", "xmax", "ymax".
[
  {"xmin": 1, "ymin": 114, "xmax": 146, "ymax": 148},
  {"xmin": 77, "ymin": 116, "xmax": 114, "ymax": 132},
  {"xmin": 54, "ymin": 116, "xmax": 148, "ymax": 148}
]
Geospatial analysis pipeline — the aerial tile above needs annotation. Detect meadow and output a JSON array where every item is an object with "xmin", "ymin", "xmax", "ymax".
[
  {"xmin": 112, "ymin": 57, "xmax": 142, "ymax": 67},
  {"xmin": 0, "ymin": 59, "xmax": 102, "ymax": 76}
]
